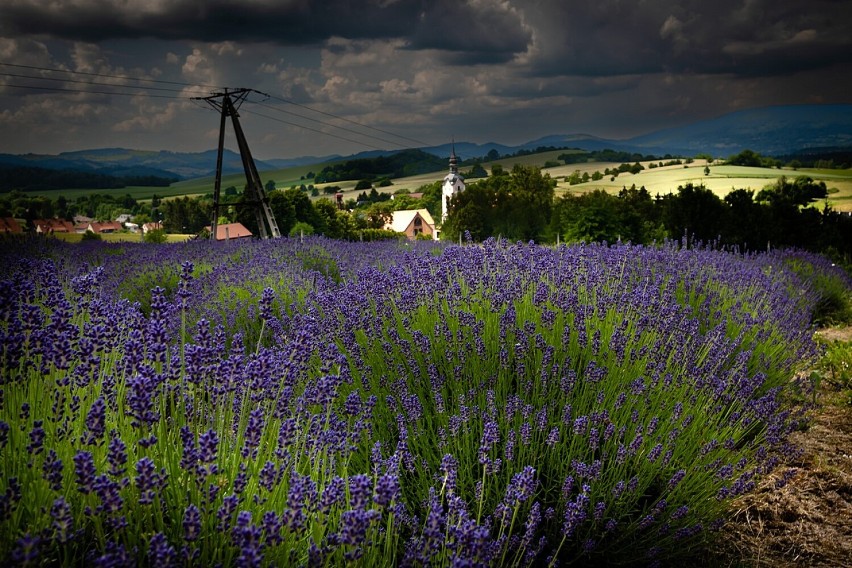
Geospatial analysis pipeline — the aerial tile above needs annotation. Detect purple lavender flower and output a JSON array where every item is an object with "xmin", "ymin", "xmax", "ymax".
[
  {"xmin": 50, "ymin": 497, "xmax": 74, "ymax": 544},
  {"xmin": 233, "ymin": 510, "xmax": 264, "ymax": 567},
  {"xmin": 42, "ymin": 449, "xmax": 64, "ymax": 491},
  {"xmin": 241, "ymin": 408, "xmax": 265, "ymax": 460},
  {"xmin": 135, "ymin": 457, "xmax": 165, "ymax": 505},
  {"xmin": 106, "ymin": 432, "xmax": 128, "ymax": 478},
  {"xmin": 217, "ymin": 494, "xmax": 240, "ymax": 531},
  {"xmin": 258, "ymin": 461, "xmax": 281, "ymax": 492},
  {"xmin": 183, "ymin": 504, "xmax": 202, "ymax": 542},
  {"xmin": 667, "ymin": 469, "xmax": 686, "ymax": 490},
  {"xmin": 11, "ymin": 533, "xmax": 42, "ymax": 565},
  {"xmin": 348, "ymin": 474, "xmax": 372, "ymax": 510},
  {"xmin": 198, "ymin": 428, "xmax": 219, "ymax": 465},
  {"xmin": 562, "ymin": 484, "xmax": 590, "ymax": 538},
  {"xmin": 504, "ymin": 466, "xmax": 537, "ymax": 506},
  {"xmin": 148, "ymin": 532, "xmax": 177, "ymax": 567},
  {"xmin": 73, "ymin": 450, "xmax": 97, "ymax": 494},
  {"xmin": 478, "ymin": 421, "xmax": 500, "ymax": 464},
  {"xmin": 26, "ymin": 420, "xmax": 45, "ymax": 455},
  {"xmin": 320, "ymin": 476, "xmax": 346, "ymax": 515},
  {"xmin": 93, "ymin": 473, "xmax": 123, "ymax": 517},
  {"xmin": 374, "ymin": 473, "xmax": 400, "ymax": 507},
  {"xmin": 82, "ymin": 397, "xmax": 106, "ymax": 445}
]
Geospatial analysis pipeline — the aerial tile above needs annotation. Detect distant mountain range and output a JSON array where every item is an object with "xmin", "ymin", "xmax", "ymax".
[{"xmin": 1, "ymin": 104, "xmax": 849, "ymax": 181}]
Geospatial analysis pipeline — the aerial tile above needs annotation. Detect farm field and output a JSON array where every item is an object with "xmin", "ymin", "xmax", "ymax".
[
  {"xmin": 8, "ymin": 148, "xmax": 852, "ymax": 212},
  {"xmin": 1, "ymin": 235, "xmax": 849, "ymax": 566},
  {"xmin": 46, "ymin": 232, "xmax": 194, "ymax": 244},
  {"xmin": 552, "ymin": 164, "xmax": 852, "ymax": 210}
]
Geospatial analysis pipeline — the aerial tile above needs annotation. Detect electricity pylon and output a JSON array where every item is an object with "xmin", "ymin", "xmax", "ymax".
[{"xmin": 194, "ymin": 88, "xmax": 280, "ymax": 240}]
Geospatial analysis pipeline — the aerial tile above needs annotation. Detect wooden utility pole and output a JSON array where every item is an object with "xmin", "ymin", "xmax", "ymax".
[{"xmin": 194, "ymin": 88, "xmax": 281, "ymax": 240}]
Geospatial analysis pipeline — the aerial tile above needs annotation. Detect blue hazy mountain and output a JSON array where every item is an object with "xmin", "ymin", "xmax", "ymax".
[
  {"xmin": 1, "ymin": 104, "xmax": 849, "ymax": 177},
  {"xmin": 623, "ymin": 104, "xmax": 852, "ymax": 156}
]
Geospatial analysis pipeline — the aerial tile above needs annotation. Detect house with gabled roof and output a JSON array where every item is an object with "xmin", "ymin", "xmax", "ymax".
[
  {"xmin": 384, "ymin": 209, "xmax": 437, "ymax": 240},
  {"xmin": 205, "ymin": 222, "xmax": 253, "ymax": 241},
  {"xmin": 33, "ymin": 218, "xmax": 75, "ymax": 234},
  {"xmin": 87, "ymin": 221, "xmax": 123, "ymax": 234},
  {"xmin": 142, "ymin": 222, "xmax": 162, "ymax": 234},
  {"xmin": 0, "ymin": 217, "xmax": 23, "ymax": 233}
]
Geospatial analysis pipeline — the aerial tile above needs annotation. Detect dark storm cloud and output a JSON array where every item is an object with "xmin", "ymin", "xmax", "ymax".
[
  {"xmin": 519, "ymin": 0, "xmax": 852, "ymax": 78},
  {"xmin": 0, "ymin": 0, "xmax": 531, "ymax": 64}
]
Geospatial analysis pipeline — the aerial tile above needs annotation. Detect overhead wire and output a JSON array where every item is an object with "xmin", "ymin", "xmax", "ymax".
[
  {"xmin": 238, "ymin": 106, "xmax": 387, "ymax": 151},
  {"xmin": 246, "ymin": 99, "xmax": 417, "ymax": 151},
  {"xmin": 0, "ymin": 71, "xmax": 206, "ymax": 95},
  {"xmin": 0, "ymin": 61, "xmax": 441, "ymax": 153},
  {"xmin": 262, "ymin": 93, "xmax": 434, "ymax": 148},
  {"xmin": 0, "ymin": 62, "xmax": 224, "ymax": 90},
  {"xmin": 1, "ymin": 83, "xmax": 187, "ymax": 99}
]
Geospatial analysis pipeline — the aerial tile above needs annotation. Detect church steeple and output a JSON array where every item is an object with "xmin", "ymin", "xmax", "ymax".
[
  {"xmin": 448, "ymin": 140, "xmax": 459, "ymax": 175},
  {"xmin": 441, "ymin": 139, "xmax": 465, "ymax": 223}
]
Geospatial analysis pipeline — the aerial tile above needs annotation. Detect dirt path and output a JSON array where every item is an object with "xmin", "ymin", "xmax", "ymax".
[{"xmin": 708, "ymin": 328, "xmax": 852, "ymax": 567}]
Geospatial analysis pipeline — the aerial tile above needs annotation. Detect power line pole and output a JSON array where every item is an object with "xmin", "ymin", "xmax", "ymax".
[{"xmin": 193, "ymin": 88, "xmax": 281, "ymax": 240}]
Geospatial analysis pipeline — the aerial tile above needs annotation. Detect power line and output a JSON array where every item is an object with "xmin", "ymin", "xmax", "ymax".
[
  {"xmin": 0, "ymin": 61, "xmax": 441, "ymax": 153},
  {"xmin": 0, "ymin": 62, "xmax": 224, "ymax": 90},
  {"xmin": 0, "ymin": 71, "xmax": 207, "ymax": 95},
  {"xmin": 247, "ymin": 100, "xmax": 416, "ymax": 150},
  {"xmin": 1, "ymin": 83, "xmax": 187, "ymax": 99},
  {"xmin": 264, "ymin": 93, "xmax": 434, "ymax": 148},
  {"xmin": 238, "ymin": 107, "xmax": 387, "ymax": 151}
]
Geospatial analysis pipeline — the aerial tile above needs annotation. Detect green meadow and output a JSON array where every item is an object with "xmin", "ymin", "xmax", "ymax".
[{"xmin": 11, "ymin": 150, "xmax": 852, "ymax": 212}]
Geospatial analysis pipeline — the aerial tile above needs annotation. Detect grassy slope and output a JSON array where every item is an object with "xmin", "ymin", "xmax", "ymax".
[{"xmin": 10, "ymin": 150, "xmax": 852, "ymax": 211}]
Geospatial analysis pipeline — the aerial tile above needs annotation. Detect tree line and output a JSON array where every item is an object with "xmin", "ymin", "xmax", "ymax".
[
  {"xmin": 441, "ymin": 167, "xmax": 851, "ymax": 260},
  {"xmin": 0, "ymin": 165, "xmax": 177, "ymax": 191}
]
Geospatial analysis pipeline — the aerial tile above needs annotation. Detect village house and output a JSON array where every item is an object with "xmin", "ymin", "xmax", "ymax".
[
  {"xmin": 384, "ymin": 209, "xmax": 437, "ymax": 240},
  {"xmin": 0, "ymin": 217, "xmax": 23, "ymax": 233},
  {"xmin": 205, "ymin": 222, "xmax": 253, "ymax": 241},
  {"xmin": 142, "ymin": 222, "xmax": 162, "ymax": 234},
  {"xmin": 86, "ymin": 221, "xmax": 124, "ymax": 234},
  {"xmin": 33, "ymin": 218, "xmax": 75, "ymax": 234}
]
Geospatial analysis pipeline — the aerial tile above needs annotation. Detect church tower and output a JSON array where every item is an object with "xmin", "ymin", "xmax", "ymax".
[{"xmin": 441, "ymin": 143, "xmax": 465, "ymax": 222}]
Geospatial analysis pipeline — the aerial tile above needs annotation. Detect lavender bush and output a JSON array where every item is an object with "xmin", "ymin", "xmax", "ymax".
[{"xmin": 0, "ymin": 235, "xmax": 839, "ymax": 566}]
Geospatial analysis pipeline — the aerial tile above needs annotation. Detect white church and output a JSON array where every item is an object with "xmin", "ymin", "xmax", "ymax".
[{"xmin": 441, "ymin": 144, "xmax": 465, "ymax": 223}]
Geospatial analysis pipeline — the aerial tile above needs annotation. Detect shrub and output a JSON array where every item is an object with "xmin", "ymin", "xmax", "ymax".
[{"xmin": 144, "ymin": 228, "xmax": 168, "ymax": 243}]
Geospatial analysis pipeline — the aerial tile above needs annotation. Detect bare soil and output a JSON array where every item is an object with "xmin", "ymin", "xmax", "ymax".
[{"xmin": 705, "ymin": 327, "xmax": 852, "ymax": 567}]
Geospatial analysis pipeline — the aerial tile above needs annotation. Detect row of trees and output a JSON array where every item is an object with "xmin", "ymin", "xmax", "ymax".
[
  {"xmin": 0, "ymin": 190, "xmax": 160, "ymax": 225},
  {"xmin": 441, "ymin": 169, "xmax": 850, "ymax": 258}
]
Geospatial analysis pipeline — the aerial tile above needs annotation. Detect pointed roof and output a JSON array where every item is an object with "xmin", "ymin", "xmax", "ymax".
[
  {"xmin": 0, "ymin": 217, "xmax": 22, "ymax": 233},
  {"xmin": 385, "ymin": 209, "xmax": 436, "ymax": 233},
  {"xmin": 205, "ymin": 222, "xmax": 253, "ymax": 241},
  {"xmin": 448, "ymin": 139, "xmax": 459, "ymax": 175}
]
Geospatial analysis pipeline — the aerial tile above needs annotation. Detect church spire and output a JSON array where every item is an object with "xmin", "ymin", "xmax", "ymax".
[{"xmin": 441, "ymin": 138, "xmax": 465, "ymax": 224}]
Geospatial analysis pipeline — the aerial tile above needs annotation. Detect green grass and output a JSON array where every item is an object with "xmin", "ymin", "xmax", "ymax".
[
  {"xmin": 551, "ymin": 164, "xmax": 852, "ymax": 210},
  {"xmin": 9, "ymin": 150, "xmax": 852, "ymax": 211},
  {"xmin": 49, "ymin": 232, "xmax": 193, "ymax": 243}
]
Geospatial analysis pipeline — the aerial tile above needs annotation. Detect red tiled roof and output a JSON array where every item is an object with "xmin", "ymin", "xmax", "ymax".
[
  {"xmin": 0, "ymin": 217, "xmax": 22, "ymax": 233},
  {"xmin": 88, "ymin": 221, "xmax": 123, "ymax": 233},
  {"xmin": 33, "ymin": 218, "xmax": 74, "ymax": 233},
  {"xmin": 206, "ymin": 222, "xmax": 253, "ymax": 241}
]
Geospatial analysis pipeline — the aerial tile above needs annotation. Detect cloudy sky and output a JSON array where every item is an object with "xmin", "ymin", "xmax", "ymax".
[{"xmin": 1, "ymin": 0, "xmax": 851, "ymax": 160}]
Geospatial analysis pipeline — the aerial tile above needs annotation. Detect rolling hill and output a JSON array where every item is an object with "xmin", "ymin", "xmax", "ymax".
[{"xmin": 0, "ymin": 104, "xmax": 848, "ymax": 185}]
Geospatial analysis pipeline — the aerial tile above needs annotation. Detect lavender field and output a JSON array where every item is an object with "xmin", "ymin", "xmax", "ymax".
[{"xmin": 0, "ymin": 235, "xmax": 846, "ymax": 566}]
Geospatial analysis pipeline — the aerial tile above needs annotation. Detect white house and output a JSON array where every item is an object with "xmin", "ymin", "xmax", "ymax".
[{"xmin": 384, "ymin": 209, "xmax": 437, "ymax": 240}]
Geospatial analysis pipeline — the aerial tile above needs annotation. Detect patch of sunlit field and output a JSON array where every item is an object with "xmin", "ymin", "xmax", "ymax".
[
  {"xmin": 48, "ymin": 232, "xmax": 193, "ymax": 243},
  {"xmin": 554, "ymin": 164, "xmax": 852, "ymax": 207}
]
